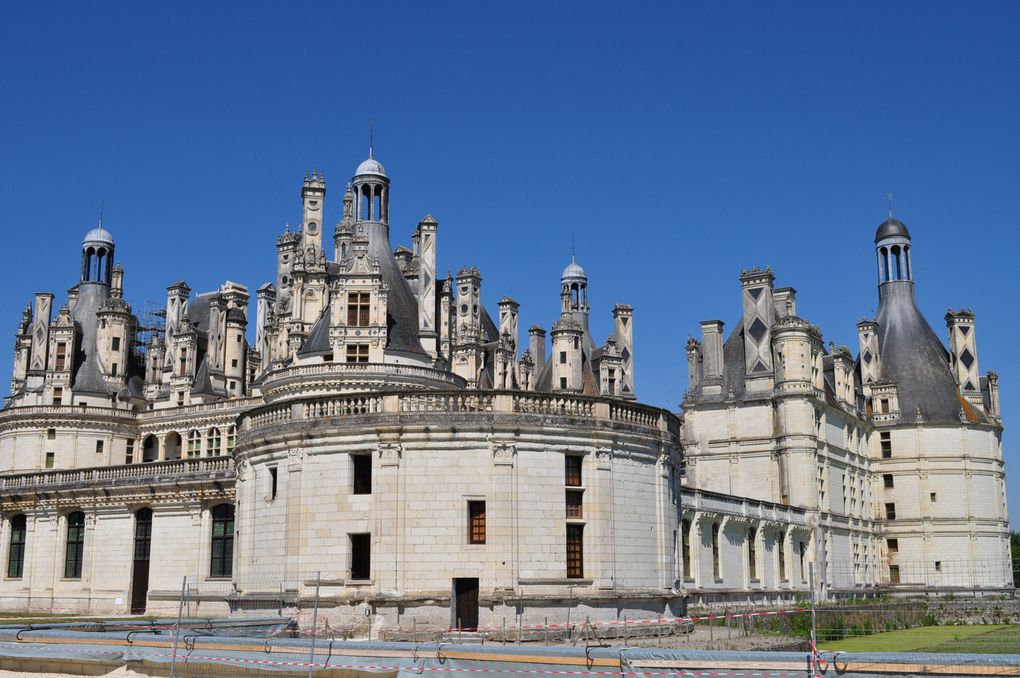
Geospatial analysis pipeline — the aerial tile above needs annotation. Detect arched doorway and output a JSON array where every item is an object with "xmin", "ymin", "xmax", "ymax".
[
  {"xmin": 164, "ymin": 432, "xmax": 182, "ymax": 461},
  {"xmin": 130, "ymin": 508, "xmax": 152, "ymax": 614},
  {"xmin": 142, "ymin": 435, "xmax": 158, "ymax": 463}
]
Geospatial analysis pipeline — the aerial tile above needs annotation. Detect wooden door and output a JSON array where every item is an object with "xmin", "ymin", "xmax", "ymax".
[{"xmin": 454, "ymin": 578, "xmax": 479, "ymax": 630}]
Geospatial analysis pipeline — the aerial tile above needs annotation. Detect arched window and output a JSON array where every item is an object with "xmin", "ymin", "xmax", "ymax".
[
  {"xmin": 7, "ymin": 514, "xmax": 26, "ymax": 578},
  {"xmin": 903, "ymin": 245, "xmax": 911, "ymax": 280},
  {"xmin": 891, "ymin": 245, "xmax": 902, "ymax": 279},
  {"xmin": 64, "ymin": 512, "xmax": 85, "ymax": 579},
  {"xmin": 134, "ymin": 508, "xmax": 152, "ymax": 561},
  {"xmin": 187, "ymin": 430, "xmax": 201, "ymax": 457},
  {"xmin": 164, "ymin": 432, "xmax": 182, "ymax": 461},
  {"xmin": 207, "ymin": 428, "xmax": 222, "ymax": 456},
  {"xmin": 226, "ymin": 426, "xmax": 236, "ymax": 453},
  {"xmin": 879, "ymin": 247, "xmax": 890, "ymax": 282},
  {"xmin": 210, "ymin": 504, "xmax": 234, "ymax": 578},
  {"xmin": 142, "ymin": 435, "xmax": 158, "ymax": 463}
]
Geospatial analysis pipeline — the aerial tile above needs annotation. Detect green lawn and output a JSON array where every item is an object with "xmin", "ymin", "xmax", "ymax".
[{"xmin": 818, "ymin": 625, "xmax": 1020, "ymax": 654}]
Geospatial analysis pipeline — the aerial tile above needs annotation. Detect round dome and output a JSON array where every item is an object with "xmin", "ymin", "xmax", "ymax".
[
  {"xmin": 355, "ymin": 156, "xmax": 387, "ymax": 178},
  {"xmin": 83, "ymin": 225, "xmax": 114, "ymax": 246},
  {"xmin": 561, "ymin": 258, "xmax": 587, "ymax": 281},
  {"xmin": 874, "ymin": 217, "xmax": 910, "ymax": 243}
]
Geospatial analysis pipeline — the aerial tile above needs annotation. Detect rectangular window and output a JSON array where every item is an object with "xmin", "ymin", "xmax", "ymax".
[
  {"xmin": 559, "ymin": 351, "xmax": 567, "ymax": 364},
  {"xmin": 885, "ymin": 502, "xmax": 896, "ymax": 520},
  {"xmin": 111, "ymin": 337, "xmax": 120, "ymax": 351},
  {"xmin": 111, "ymin": 363, "xmax": 118, "ymax": 377},
  {"xmin": 352, "ymin": 455, "xmax": 372, "ymax": 494},
  {"xmin": 565, "ymin": 489, "xmax": 583, "ymax": 518},
  {"xmin": 210, "ymin": 505, "xmax": 234, "ymax": 578},
  {"xmin": 880, "ymin": 432, "xmax": 892, "ymax": 459},
  {"xmin": 347, "ymin": 292, "xmax": 371, "ymax": 327},
  {"xmin": 468, "ymin": 501, "xmax": 486, "ymax": 544},
  {"xmin": 880, "ymin": 398, "xmax": 890, "ymax": 414},
  {"xmin": 7, "ymin": 515, "xmax": 26, "ymax": 579},
  {"xmin": 712, "ymin": 523, "xmax": 721, "ymax": 580},
  {"xmin": 778, "ymin": 536, "xmax": 787, "ymax": 581},
  {"xmin": 55, "ymin": 343, "xmax": 67, "ymax": 371},
  {"xmin": 883, "ymin": 473, "xmax": 894, "ymax": 488},
  {"xmin": 64, "ymin": 512, "xmax": 85, "ymax": 579},
  {"xmin": 126, "ymin": 440, "xmax": 134, "ymax": 465},
  {"xmin": 930, "ymin": 492, "xmax": 937, "ymax": 502},
  {"xmin": 231, "ymin": 359, "xmax": 238, "ymax": 368},
  {"xmin": 565, "ymin": 456, "xmax": 582, "ymax": 487},
  {"xmin": 935, "ymin": 561, "xmax": 942, "ymax": 572},
  {"xmin": 346, "ymin": 344, "xmax": 369, "ymax": 363},
  {"xmin": 889, "ymin": 564, "xmax": 900, "ymax": 583},
  {"xmin": 53, "ymin": 387, "xmax": 62, "ymax": 406},
  {"xmin": 681, "ymin": 519, "xmax": 691, "ymax": 580},
  {"xmin": 799, "ymin": 541, "xmax": 807, "ymax": 582},
  {"xmin": 566, "ymin": 524, "xmax": 584, "ymax": 579},
  {"xmin": 269, "ymin": 467, "xmax": 278, "ymax": 500},
  {"xmin": 179, "ymin": 348, "xmax": 188, "ymax": 376},
  {"xmin": 887, "ymin": 538, "xmax": 898, "ymax": 553},
  {"xmin": 748, "ymin": 527, "xmax": 757, "ymax": 581},
  {"xmin": 47, "ymin": 428, "xmax": 56, "ymax": 440},
  {"xmin": 45, "ymin": 452, "xmax": 54, "ymax": 469},
  {"xmin": 350, "ymin": 533, "xmax": 371, "ymax": 580},
  {"xmin": 95, "ymin": 440, "xmax": 103, "ymax": 454},
  {"xmin": 560, "ymin": 377, "xmax": 567, "ymax": 389}
]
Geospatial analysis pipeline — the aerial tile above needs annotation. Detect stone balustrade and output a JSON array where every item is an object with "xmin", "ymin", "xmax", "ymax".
[
  {"xmin": 241, "ymin": 389, "xmax": 676, "ymax": 437},
  {"xmin": 0, "ymin": 456, "xmax": 233, "ymax": 491}
]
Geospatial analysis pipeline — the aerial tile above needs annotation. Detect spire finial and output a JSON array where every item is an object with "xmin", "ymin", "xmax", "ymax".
[
  {"xmin": 571, "ymin": 232, "xmax": 575, "ymax": 262},
  {"xmin": 369, "ymin": 117, "xmax": 375, "ymax": 159},
  {"xmin": 98, "ymin": 200, "xmax": 104, "ymax": 229},
  {"xmin": 887, "ymin": 192, "xmax": 894, "ymax": 219}
]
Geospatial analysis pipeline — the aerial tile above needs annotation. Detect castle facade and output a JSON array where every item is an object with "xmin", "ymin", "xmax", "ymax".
[{"xmin": 0, "ymin": 151, "xmax": 1008, "ymax": 629}]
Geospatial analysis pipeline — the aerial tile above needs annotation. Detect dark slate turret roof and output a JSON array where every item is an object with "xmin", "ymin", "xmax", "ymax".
[
  {"xmin": 874, "ymin": 281, "xmax": 976, "ymax": 423},
  {"xmin": 875, "ymin": 217, "xmax": 910, "ymax": 243}
]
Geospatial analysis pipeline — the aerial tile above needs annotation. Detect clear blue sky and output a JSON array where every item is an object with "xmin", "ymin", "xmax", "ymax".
[{"xmin": 1, "ymin": 2, "xmax": 1018, "ymax": 515}]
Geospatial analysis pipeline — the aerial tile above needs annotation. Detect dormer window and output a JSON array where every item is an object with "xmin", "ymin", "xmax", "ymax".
[
  {"xmin": 347, "ymin": 293, "xmax": 370, "ymax": 327},
  {"xmin": 346, "ymin": 344, "xmax": 369, "ymax": 363}
]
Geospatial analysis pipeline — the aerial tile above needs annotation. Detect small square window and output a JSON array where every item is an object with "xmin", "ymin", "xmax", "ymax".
[
  {"xmin": 883, "ymin": 474, "xmax": 894, "ymax": 488},
  {"xmin": 231, "ymin": 359, "xmax": 238, "ymax": 368}
]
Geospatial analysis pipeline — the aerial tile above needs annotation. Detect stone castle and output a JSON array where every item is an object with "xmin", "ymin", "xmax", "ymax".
[{"xmin": 0, "ymin": 149, "xmax": 1008, "ymax": 628}]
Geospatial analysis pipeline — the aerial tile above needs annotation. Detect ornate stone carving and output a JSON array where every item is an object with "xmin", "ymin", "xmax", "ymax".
[
  {"xmin": 378, "ymin": 442, "xmax": 401, "ymax": 467},
  {"xmin": 491, "ymin": 441, "xmax": 516, "ymax": 465}
]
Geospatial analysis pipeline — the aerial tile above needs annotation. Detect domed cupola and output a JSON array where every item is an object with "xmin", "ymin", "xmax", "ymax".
[
  {"xmin": 560, "ymin": 256, "xmax": 589, "ymax": 319},
  {"xmin": 81, "ymin": 220, "xmax": 115, "ymax": 286},
  {"xmin": 352, "ymin": 147, "xmax": 390, "ymax": 225},
  {"xmin": 874, "ymin": 216, "xmax": 912, "ymax": 284}
]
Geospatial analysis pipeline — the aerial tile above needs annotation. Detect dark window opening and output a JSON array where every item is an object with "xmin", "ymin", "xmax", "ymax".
[
  {"xmin": 883, "ymin": 473, "xmax": 894, "ymax": 488},
  {"xmin": 210, "ymin": 504, "xmax": 234, "ymax": 578},
  {"xmin": 468, "ymin": 501, "xmax": 486, "ymax": 544},
  {"xmin": 134, "ymin": 508, "xmax": 152, "ymax": 561},
  {"xmin": 47, "ymin": 428, "xmax": 56, "ymax": 440},
  {"xmin": 64, "ymin": 512, "xmax": 85, "ymax": 579},
  {"xmin": 55, "ymin": 343, "xmax": 67, "ymax": 371},
  {"xmin": 95, "ymin": 440, "xmax": 104, "ymax": 454},
  {"xmin": 889, "ymin": 564, "xmax": 900, "ymax": 583},
  {"xmin": 346, "ymin": 344, "xmax": 369, "ymax": 363},
  {"xmin": 799, "ymin": 541, "xmax": 807, "ymax": 582},
  {"xmin": 269, "ymin": 467, "xmax": 278, "ymax": 500},
  {"xmin": 565, "ymin": 456, "xmax": 582, "ymax": 487},
  {"xmin": 112, "ymin": 337, "xmax": 120, "ymax": 351},
  {"xmin": 887, "ymin": 538, "xmax": 898, "ymax": 553},
  {"xmin": 778, "ymin": 536, "xmax": 787, "ymax": 581},
  {"xmin": 748, "ymin": 527, "xmax": 757, "ymax": 581},
  {"xmin": 566, "ymin": 524, "xmax": 584, "ymax": 578},
  {"xmin": 7, "ymin": 515, "xmax": 26, "ymax": 579},
  {"xmin": 53, "ymin": 387, "xmax": 63, "ymax": 406},
  {"xmin": 711, "ymin": 523, "xmax": 721, "ymax": 579},
  {"xmin": 566, "ymin": 489, "xmax": 583, "ymax": 518},
  {"xmin": 350, "ymin": 533, "xmax": 371, "ymax": 580},
  {"xmin": 885, "ymin": 502, "xmax": 897, "ymax": 520},
  {"xmin": 45, "ymin": 452, "xmax": 55, "ymax": 468},
  {"xmin": 681, "ymin": 519, "xmax": 691, "ymax": 579},
  {"xmin": 880, "ymin": 432, "xmax": 892, "ymax": 459},
  {"xmin": 352, "ymin": 455, "xmax": 372, "ymax": 494},
  {"xmin": 559, "ymin": 351, "xmax": 567, "ymax": 364},
  {"xmin": 347, "ymin": 292, "xmax": 371, "ymax": 327}
]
